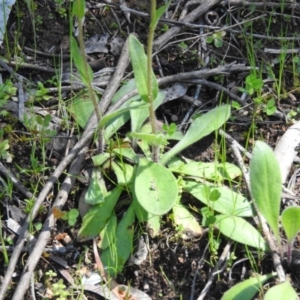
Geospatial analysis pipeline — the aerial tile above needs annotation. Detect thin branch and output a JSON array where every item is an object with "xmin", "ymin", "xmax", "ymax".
[
  {"xmin": 197, "ymin": 241, "xmax": 232, "ymax": 300},
  {"xmin": 10, "ymin": 146, "xmax": 87, "ymax": 299},
  {"xmin": 0, "ymin": 37, "xmax": 131, "ymax": 299},
  {"xmin": 0, "ymin": 162, "xmax": 35, "ymax": 200},
  {"xmin": 154, "ymin": 0, "xmax": 221, "ymax": 50}
]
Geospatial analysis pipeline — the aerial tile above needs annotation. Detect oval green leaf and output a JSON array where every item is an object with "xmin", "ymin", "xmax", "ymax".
[
  {"xmin": 250, "ymin": 141, "xmax": 282, "ymax": 238},
  {"xmin": 264, "ymin": 281, "xmax": 297, "ymax": 300},
  {"xmin": 134, "ymin": 158, "xmax": 178, "ymax": 216},
  {"xmin": 221, "ymin": 273, "xmax": 274, "ymax": 300},
  {"xmin": 215, "ymin": 215, "xmax": 268, "ymax": 250},
  {"xmin": 184, "ymin": 181, "xmax": 253, "ymax": 217},
  {"xmin": 98, "ymin": 213, "xmax": 117, "ymax": 250},
  {"xmin": 133, "ymin": 197, "xmax": 161, "ymax": 237},
  {"xmin": 84, "ymin": 169, "xmax": 107, "ymax": 205},
  {"xmin": 168, "ymin": 158, "xmax": 242, "ymax": 182},
  {"xmin": 70, "ymin": 36, "xmax": 93, "ymax": 85},
  {"xmin": 130, "ymin": 91, "xmax": 165, "ymax": 133},
  {"xmin": 172, "ymin": 203, "xmax": 202, "ymax": 238},
  {"xmin": 77, "ymin": 186, "xmax": 122, "ymax": 242},
  {"xmin": 69, "ymin": 92, "xmax": 98, "ymax": 128},
  {"xmin": 111, "ymin": 161, "xmax": 134, "ymax": 186},
  {"xmin": 281, "ymin": 206, "xmax": 300, "ymax": 243},
  {"xmin": 161, "ymin": 104, "xmax": 230, "ymax": 165},
  {"xmin": 101, "ymin": 203, "xmax": 135, "ymax": 276},
  {"xmin": 129, "ymin": 35, "xmax": 158, "ymax": 102}
]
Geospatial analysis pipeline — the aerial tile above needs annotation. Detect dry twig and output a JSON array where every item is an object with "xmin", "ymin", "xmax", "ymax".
[{"xmin": 0, "ymin": 36, "xmax": 131, "ymax": 300}]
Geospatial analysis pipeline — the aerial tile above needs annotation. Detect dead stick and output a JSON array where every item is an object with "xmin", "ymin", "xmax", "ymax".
[
  {"xmin": 0, "ymin": 36, "xmax": 130, "ymax": 300},
  {"xmin": 10, "ymin": 146, "xmax": 87, "ymax": 299}
]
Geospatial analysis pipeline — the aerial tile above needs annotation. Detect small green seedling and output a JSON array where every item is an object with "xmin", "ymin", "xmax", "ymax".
[
  {"xmin": 16, "ymin": 143, "xmax": 48, "ymax": 179},
  {"xmin": 178, "ymin": 41, "xmax": 188, "ymax": 50},
  {"xmin": 62, "ymin": 208, "xmax": 79, "ymax": 226},
  {"xmin": 53, "ymin": 207, "xmax": 79, "ymax": 227},
  {"xmin": 263, "ymin": 98, "xmax": 276, "ymax": 116},
  {"xmin": 0, "ymin": 129, "xmax": 12, "ymax": 162},
  {"xmin": 206, "ymin": 31, "xmax": 226, "ymax": 48},
  {"xmin": 0, "ymin": 80, "xmax": 17, "ymax": 101},
  {"xmin": 44, "ymin": 270, "xmax": 57, "ymax": 286},
  {"xmin": 239, "ymin": 73, "xmax": 264, "ymax": 96},
  {"xmin": 34, "ymin": 82, "xmax": 52, "ymax": 101},
  {"xmin": 24, "ymin": 199, "xmax": 43, "ymax": 214},
  {"xmin": 24, "ymin": 114, "xmax": 57, "ymax": 142},
  {"xmin": 52, "ymin": 279, "xmax": 70, "ymax": 300},
  {"xmin": 53, "ymin": 0, "xmax": 67, "ymax": 18},
  {"xmin": 0, "ymin": 222, "xmax": 9, "ymax": 265}
]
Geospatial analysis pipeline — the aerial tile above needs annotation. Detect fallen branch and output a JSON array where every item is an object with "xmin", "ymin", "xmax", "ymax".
[
  {"xmin": 197, "ymin": 241, "xmax": 232, "ymax": 300},
  {"xmin": 11, "ymin": 146, "xmax": 87, "ymax": 300},
  {"xmin": 153, "ymin": 0, "xmax": 221, "ymax": 50},
  {"xmin": 0, "ymin": 35, "xmax": 130, "ymax": 300}
]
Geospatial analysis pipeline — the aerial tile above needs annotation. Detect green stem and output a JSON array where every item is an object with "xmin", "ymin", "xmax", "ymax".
[{"xmin": 147, "ymin": 0, "xmax": 159, "ymax": 162}]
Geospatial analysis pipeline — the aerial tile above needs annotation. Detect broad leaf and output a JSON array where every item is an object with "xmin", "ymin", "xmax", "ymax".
[
  {"xmin": 101, "ymin": 203, "xmax": 135, "ymax": 276},
  {"xmin": 151, "ymin": 1, "xmax": 170, "ymax": 28},
  {"xmin": 133, "ymin": 197, "xmax": 161, "ymax": 237},
  {"xmin": 130, "ymin": 91, "xmax": 165, "ymax": 133},
  {"xmin": 129, "ymin": 35, "xmax": 158, "ymax": 102},
  {"xmin": 111, "ymin": 79, "xmax": 137, "ymax": 104},
  {"xmin": 92, "ymin": 153, "xmax": 110, "ymax": 166},
  {"xmin": 172, "ymin": 203, "xmax": 202, "ymax": 239},
  {"xmin": 77, "ymin": 186, "xmax": 122, "ymax": 241},
  {"xmin": 264, "ymin": 281, "xmax": 297, "ymax": 300},
  {"xmin": 70, "ymin": 36, "xmax": 93, "ymax": 86},
  {"xmin": 72, "ymin": 0, "xmax": 85, "ymax": 18},
  {"xmin": 215, "ymin": 215, "xmax": 268, "ymax": 250},
  {"xmin": 128, "ymin": 132, "xmax": 168, "ymax": 146},
  {"xmin": 112, "ymin": 147, "xmax": 139, "ymax": 164},
  {"xmin": 105, "ymin": 79, "xmax": 139, "ymax": 139},
  {"xmin": 145, "ymin": 214, "xmax": 161, "ymax": 238},
  {"xmin": 111, "ymin": 161, "xmax": 134, "ymax": 186},
  {"xmin": 168, "ymin": 158, "xmax": 242, "ymax": 182},
  {"xmin": 161, "ymin": 105, "xmax": 231, "ymax": 165},
  {"xmin": 99, "ymin": 102, "xmax": 148, "ymax": 130},
  {"xmin": 137, "ymin": 139, "xmax": 152, "ymax": 160},
  {"xmin": 282, "ymin": 206, "xmax": 300, "ymax": 243},
  {"xmin": 221, "ymin": 273, "xmax": 274, "ymax": 300},
  {"xmin": 103, "ymin": 81, "xmax": 165, "ymax": 140},
  {"xmin": 140, "ymin": 122, "xmax": 183, "ymax": 141},
  {"xmin": 184, "ymin": 181, "xmax": 253, "ymax": 217},
  {"xmin": 98, "ymin": 213, "xmax": 117, "ymax": 250},
  {"xmin": 85, "ymin": 169, "xmax": 107, "ymax": 205},
  {"xmin": 69, "ymin": 92, "xmax": 98, "ymax": 128},
  {"xmin": 250, "ymin": 141, "xmax": 281, "ymax": 239},
  {"xmin": 134, "ymin": 158, "xmax": 178, "ymax": 215}
]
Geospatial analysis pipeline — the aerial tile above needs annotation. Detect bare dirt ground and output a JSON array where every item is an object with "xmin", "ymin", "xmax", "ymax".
[{"xmin": 1, "ymin": 0, "xmax": 300, "ymax": 299}]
